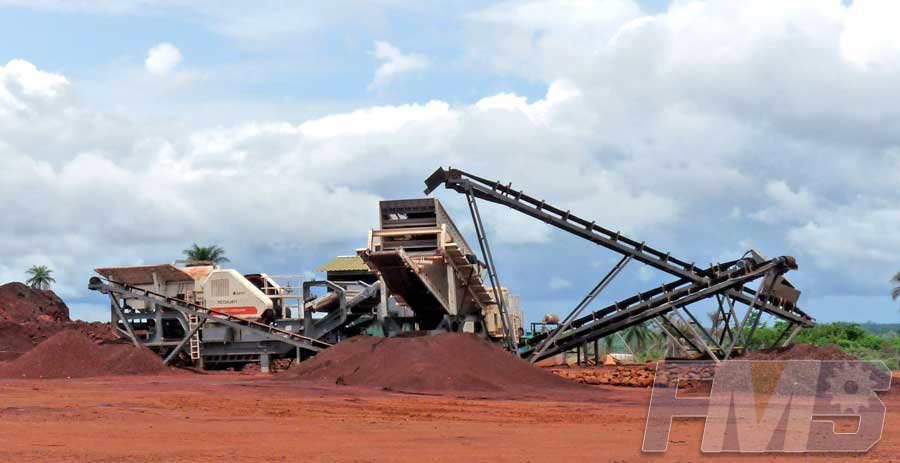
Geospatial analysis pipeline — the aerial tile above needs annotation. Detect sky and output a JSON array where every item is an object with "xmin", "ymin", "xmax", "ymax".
[{"xmin": 1, "ymin": 0, "xmax": 899, "ymax": 325}]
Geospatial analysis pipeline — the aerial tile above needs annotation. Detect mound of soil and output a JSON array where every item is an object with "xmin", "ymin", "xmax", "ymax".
[
  {"xmin": 0, "ymin": 283, "xmax": 69, "ymax": 323},
  {"xmin": 0, "ymin": 320, "xmax": 118, "ymax": 361},
  {"xmin": 0, "ymin": 330, "xmax": 167, "ymax": 379},
  {"xmin": 744, "ymin": 343, "xmax": 857, "ymax": 361},
  {"xmin": 284, "ymin": 333, "xmax": 587, "ymax": 396}
]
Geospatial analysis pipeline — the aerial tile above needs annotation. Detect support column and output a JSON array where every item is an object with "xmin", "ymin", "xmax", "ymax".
[
  {"xmin": 304, "ymin": 304, "xmax": 314, "ymax": 339},
  {"xmin": 260, "ymin": 353, "xmax": 271, "ymax": 374},
  {"xmin": 781, "ymin": 323, "xmax": 804, "ymax": 348},
  {"xmin": 446, "ymin": 264, "xmax": 458, "ymax": 316},
  {"xmin": 594, "ymin": 339, "xmax": 599, "ymax": 365},
  {"xmin": 377, "ymin": 278, "xmax": 388, "ymax": 322}
]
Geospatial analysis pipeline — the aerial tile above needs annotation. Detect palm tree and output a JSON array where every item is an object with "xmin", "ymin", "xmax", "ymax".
[
  {"xmin": 600, "ymin": 335, "xmax": 616, "ymax": 354},
  {"xmin": 623, "ymin": 322, "xmax": 657, "ymax": 353},
  {"xmin": 893, "ymin": 271, "xmax": 900, "ymax": 306},
  {"xmin": 25, "ymin": 265, "xmax": 55, "ymax": 290},
  {"xmin": 182, "ymin": 243, "xmax": 230, "ymax": 266}
]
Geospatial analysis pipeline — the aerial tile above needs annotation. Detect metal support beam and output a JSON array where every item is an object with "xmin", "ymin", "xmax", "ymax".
[
  {"xmin": 681, "ymin": 306, "xmax": 724, "ymax": 352},
  {"xmin": 529, "ymin": 255, "xmax": 632, "ymax": 362},
  {"xmin": 723, "ymin": 274, "xmax": 773, "ymax": 360},
  {"xmin": 715, "ymin": 295, "xmax": 734, "ymax": 346},
  {"xmin": 661, "ymin": 313, "xmax": 705, "ymax": 354},
  {"xmin": 781, "ymin": 323, "xmax": 804, "ymax": 347},
  {"xmin": 655, "ymin": 319, "xmax": 693, "ymax": 356},
  {"xmin": 109, "ymin": 294, "xmax": 142, "ymax": 348},
  {"xmin": 672, "ymin": 309, "xmax": 720, "ymax": 362},
  {"xmin": 163, "ymin": 316, "xmax": 208, "ymax": 366},
  {"xmin": 464, "ymin": 190, "xmax": 516, "ymax": 351}
]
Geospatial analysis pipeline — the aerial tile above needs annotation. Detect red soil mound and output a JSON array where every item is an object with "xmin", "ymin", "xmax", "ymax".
[
  {"xmin": 0, "ymin": 283, "xmax": 69, "ymax": 323},
  {"xmin": 0, "ymin": 320, "xmax": 118, "ymax": 361},
  {"xmin": 284, "ymin": 333, "xmax": 587, "ymax": 396},
  {"xmin": 0, "ymin": 281, "xmax": 117, "ymax": 361},
  {"xmin": 744, "ymin": 343, "xmax": 857, "ymax": 361},
  {"xmin": 0, "ymin": 330, "xmax": 167, "ymax": 379}
]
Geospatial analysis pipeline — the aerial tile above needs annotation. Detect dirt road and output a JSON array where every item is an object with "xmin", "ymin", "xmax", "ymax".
[{"xmin": 0, "ymin": 375, "xmax": 896, "ymax": 462}]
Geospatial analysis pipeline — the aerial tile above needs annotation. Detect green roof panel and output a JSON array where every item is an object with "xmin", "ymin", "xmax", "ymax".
[{"xmin": 316, "ymin": 255, "xmax": 371, "ymax": 273}]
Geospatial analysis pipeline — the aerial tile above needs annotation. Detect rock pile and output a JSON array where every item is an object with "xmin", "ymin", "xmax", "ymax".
[{"xmin": 551, "ymin": 365, "xmax": 658, "ymax": 387}]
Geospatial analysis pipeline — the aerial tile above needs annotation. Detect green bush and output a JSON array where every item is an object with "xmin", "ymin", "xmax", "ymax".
[{"xmin": 747, "ymin": 320, "xmax": 900, "ymax": 369}]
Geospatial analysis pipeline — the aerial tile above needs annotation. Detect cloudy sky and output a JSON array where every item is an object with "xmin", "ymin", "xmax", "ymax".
[{"xmin": 1, "ymin": 0, "xmax": 899, "ymax": 325}]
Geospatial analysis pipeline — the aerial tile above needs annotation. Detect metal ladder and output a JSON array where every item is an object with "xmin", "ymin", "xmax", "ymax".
[{"xmin": 188, "ymin": 314, "xmax": 201, "ymax": 360}]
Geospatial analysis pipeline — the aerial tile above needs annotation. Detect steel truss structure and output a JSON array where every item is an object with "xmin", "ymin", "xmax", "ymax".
[{"xmin": 425, "ymin": 167, "xmax": 814, "ymax": 362}]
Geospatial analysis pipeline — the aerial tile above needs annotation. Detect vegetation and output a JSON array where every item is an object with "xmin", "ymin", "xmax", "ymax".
[
  {"xmin": 182, "ymin": 243, "xmax": 230, "ymax": 265},
  {"xmin": 584, "ymin": 318, "xmax": 900, "ymax": 368},
  {"xmin": 893, "ymin": 271, "xmax": 900, "ymax": 307},
  {"xmin": 748, "ymin": 320, "xmax": 900, "ymax": 369},
  {"xmin": 25, "ymin": 265, "xmax": 55, "ymax": 290},
  {"xmin": 622, "ymin": 322, "xmax": 657, "ymax": 353}
]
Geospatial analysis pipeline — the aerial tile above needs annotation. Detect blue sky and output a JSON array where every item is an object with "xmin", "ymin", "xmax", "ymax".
[{"xmin": 1, "ymin": 0, "xmax": 899, "ymax": 326}]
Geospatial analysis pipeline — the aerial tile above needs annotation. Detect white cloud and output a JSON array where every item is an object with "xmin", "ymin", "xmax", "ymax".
[
  {"xmin": 0, "ymin": 59, "xmax": 69, "ymax": 116},
  {"xmin": 145, "ymin": 42, "xmax": 182, "ymax": 76},
  {"xmin": 637, "ymin": 265, "xmax": 654, "ymax": 283},
  {"xmin": 368, "ymin": 40, "xmax": 429, "ymax": 89},
  {"xmin": 4, "ymin": 0, "xmax": 900, "ymax": 320},
  {"xmin": 840, "ymin": 0, "xmax": 900, "ymax": 69},
  {"xmin": 0, "ymin": 1, "xmax": 419, "ymax": 42},
  {"xmin": 787, "ymin": 202, "xmax": 900, "ymax": 274},
  {"xmin": 0, "ymin": 59, "xmax": 685, "ymax": 315},
  {"xmin": 750, "ymin": 180, "xmax": 818, "ymax": 224},
  {"xmin": 548, "ymin": 276, "xmax": 573, "ymax": 290},
  {"xmin": 298, "ymin": 101, "xmax": 452, "ymax": 138}
]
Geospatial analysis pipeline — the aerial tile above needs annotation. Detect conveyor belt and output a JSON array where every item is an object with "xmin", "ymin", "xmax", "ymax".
[{"xmin": 425, "ymin": 167, "xmax": 814, "ymax": 360}]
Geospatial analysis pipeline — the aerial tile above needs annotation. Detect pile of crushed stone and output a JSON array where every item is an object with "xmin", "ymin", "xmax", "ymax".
[
  {"xmin": 283, "ymin": 333, "xmax": 588, "ymax": 396},
  {"xmin": 0, "ymin": 330, "xmax": 168, "ymax": 379}
]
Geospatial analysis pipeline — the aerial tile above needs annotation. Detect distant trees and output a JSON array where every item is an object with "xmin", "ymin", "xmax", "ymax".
[
  {"xmin": 893, "ymin": 271, "xmax": 900, "ymax": 308},
  {"xmin": 182, "ymin": 244, "xmax": 230, "ymax": 265},
  {"xmin": 25, "ymin": 265, "xmax": 55, "ymax": 290},
  {"xmin": 623, "ymin": 322, "xmax": 657, "ymax": 353}
]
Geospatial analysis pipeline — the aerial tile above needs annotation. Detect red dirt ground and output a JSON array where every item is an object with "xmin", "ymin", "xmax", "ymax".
[{"xmin": 0, "ymin": 374, "xmax": 896, "ymax": 462}]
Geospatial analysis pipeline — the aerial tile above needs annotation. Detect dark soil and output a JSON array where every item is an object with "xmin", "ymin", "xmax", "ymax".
[
  {"xmin": 0, "ymin": 330, "xmax": 168, "ymax": 379},
  {"xmin": 743, "ymin": 343, "xmax": 857, "ymax": 361},
  {"xmin": 283, "ymin": 333, "xmax": 591, "ymax": 397}
]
